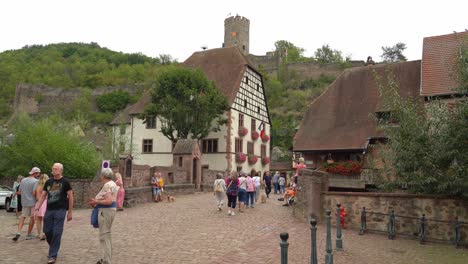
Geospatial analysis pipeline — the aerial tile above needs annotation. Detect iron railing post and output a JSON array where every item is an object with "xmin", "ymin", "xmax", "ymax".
[
  {"xmin": 359, "ymin": 206, "xmax": 366, "ymax": 235},
  {"xmin": 336, "ymin": 203, "xmax": 343, "ymax": 250},
  {"xmin": 280, "ymin": 232, "xmax": 289, "ymax": 264},
  {"xmin": 325, "ymin": 209, "xmax": 334, "ymax": 264},
  {"xmin": 310, "ymin": 219, "xmax": 317, "ymax": 264}
]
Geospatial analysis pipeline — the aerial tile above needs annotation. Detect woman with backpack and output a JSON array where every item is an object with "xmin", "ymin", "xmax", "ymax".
[
  {"xmin": 213, "ymin": 173, "xmax": 226, "ymax": 211},
  {"xmin": 225, "ymin": 171, "xmax": 240, "ymax": 216}
]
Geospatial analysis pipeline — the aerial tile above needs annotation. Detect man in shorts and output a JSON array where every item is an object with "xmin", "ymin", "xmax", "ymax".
[{"xmin": 12, "ymin": 167, "xmax": 40, "ymax": 241}]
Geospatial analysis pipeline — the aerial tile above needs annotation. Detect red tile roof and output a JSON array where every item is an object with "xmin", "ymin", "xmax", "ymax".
[
  {"xmin": 421, "ymin": 31, "xmax": 468, "ymax": 96},
  {"xmin": 293, "ymin": 61, "xmax": 421, "ymax": 152},
  {"xmin": 183, "ymin": 46, "xmax": 255, "ymax": 105}
]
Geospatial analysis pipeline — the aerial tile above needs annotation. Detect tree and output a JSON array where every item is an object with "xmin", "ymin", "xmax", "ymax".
[
  {"xmin": 0, "ymin": 114, "xmax": 101, "ymax": 178},
  {"xmin": 373, "ymin": 69, "xmax": 468, "ymax": 198},
  {"xmin": 381, "ymin": 42, "xmax": 407, "ymax": 63},
  {"xmin": 314, "ymin": 44, "xmax": 347, "ymax": 64},
  {"xmin": 274, "ymin": 40, "xmax": 306, "ymax": 63},
  {"xmin": 144, "ymin": 66, "xmax": 229, "ymax": 142}
]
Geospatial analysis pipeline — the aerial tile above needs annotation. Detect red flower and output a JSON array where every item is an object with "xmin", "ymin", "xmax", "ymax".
[
  {"xmin": 238, "ymin": 127, "xmax": 248, "ymax": 137},
  {"xmin": 236, "ymin": 153, "xmax": 246, "ymax": 163},
  {"xmin": 251, "ymin": 131, "xmax": 259, "ymax": 140},
  {"xmin": 262, "ymin": 156, "xmax": 270, "ymax": 165},
  {"xmin": 261, "ymin": 134, "xmax": 270, "ymax": 142},
  {"xmin": 248, "ymin": 154, "xmax": 258, "ymax": 164},
  {"xmin": 324, "ymin": 160, "xmax": 362, "ymax": 175}
]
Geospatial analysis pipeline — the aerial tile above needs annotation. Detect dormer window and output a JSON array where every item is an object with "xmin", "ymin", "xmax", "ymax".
[{"xmin": 245, "ymin": 76, "xmax": 249, "ymax": 85}]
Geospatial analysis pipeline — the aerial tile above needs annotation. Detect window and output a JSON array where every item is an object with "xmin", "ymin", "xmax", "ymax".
[
  {"xmin": 261, "ymin": 144, "xmax": 267, "ymax": 157},
  {"xmin": 245, "ymin": 76, "xmax": 249, "ymax": 85},
  {"xmin": 143, "ymin": 139, "xmax": 153, "ymax": 153},
  {"xmin": 257, "ymin": 106, "xmax": 260, "ymax": 113},
  {"xmin": 178, "ymin": 157, "xmax": 183, "ymax": 167},
  {"xmin": 244, "ymin": 99, "xmax": 247, "ymax": 107},
  {"xmin": 202, "ymin": 139, "xmax": 218, "ymax": 153},
  {"xmin": 146, "ymin": 116, "xmax": 156, "ymax": 129},
  {"xmin": 239, "ymin": 113, "xmax": 244, "ymax": 127},
  {"xmin": 247, "ymin": 142, "xmax": 254, "ymax": 155},
  {"xmin": 257, "ymin": 83, "xmax": 260, "ymax": 91},
  {"xmin": 251, "ymin": 119, "xmax": 256, "ymax": 134},
  {"xmin": 235, "ymin": 138, "xmax": 243, "ymax": 153}
]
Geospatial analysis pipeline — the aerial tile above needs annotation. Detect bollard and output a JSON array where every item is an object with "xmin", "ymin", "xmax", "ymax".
[
  {"xmin": 454, "ymin": 217, "xmax": 461, "ymax": 248},
  {"xmin": 325, "ymin": 209, "xmax": 334, "ymax": 264},
  {"xmin": 336, "ymin": 203, "xmax": 343, "ymax": 250},
  {"xmin": 359, "ymin": 207, "xmax": 367, "ymax": 235},
  {"xmin": 388, "ymin": 210, "xmax": 396, "ymax": 240},
  {"xmin": 310, "ymin": 219, "xmax": 318, "ymax": 264},
  {"xmin": 420, "ymin": 214, "xmax": 427, "ymax": 244},
  {"xmin": 280, "ymin": 233, "xmax": 289, "ymax": 264}
]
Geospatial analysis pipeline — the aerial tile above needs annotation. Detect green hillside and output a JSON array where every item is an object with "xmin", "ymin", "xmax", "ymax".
[{"xmin": 0, "ymin": 42, "xmax": 170, "ymax": 119}]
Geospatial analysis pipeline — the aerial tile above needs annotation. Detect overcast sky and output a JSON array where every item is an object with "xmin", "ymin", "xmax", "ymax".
[{"xmin": 1, "ymin": 0, "xmax": 467, "ymax": 62}]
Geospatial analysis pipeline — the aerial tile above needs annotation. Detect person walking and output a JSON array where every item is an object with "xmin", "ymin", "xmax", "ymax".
[
  {"xmin": 11, "ymin": 175, "xmax": 23, "ymax": 217},
  {"xmin": 252, "ymin": 171, "xmax": 261, "ymax": 203},
  {"xmin": 237, "ymin": 172, "xmax": 248, "ymax": 213},
  {"xmin": 213, "ymin": 173, "xmax": 226, "ymax": 211},
  {"xmin": 272, "ymin": 171, "xmax": 280, "ymax": 194},
  {"xmin": 246, "ymin": 173, "xmax": 256, "ymax": 208},
  {"xmin": 263, "ymin": 171, "xmax": 272, "ymax": 198},
  {"xmin": 279, "ymin": 173, "xmax": 286, "ymax": 194},
  {"xmin": 12, "ymin": 167, "xmax": 40, "ymax": 241},
  {"xmin": 114, "ymin": 173, "xmax": 125, "ymax": 211},
  {"xmin": 225, "ymin": 172, "xmax": 239, "ymax": 216},
  {"xmin": 34, "ymin": 174, "xmax": 49, "ymax": 240},
  {"xmin": 36, "ymin": 163, "xmax": 74, "ymax": 264},
  {"xmin": 88, "ymin": 168, "xmax": 118, "ymax": 264},
  {"xmin": 151, "ymin": 172, "xmax": 163, "ymax": 202}
]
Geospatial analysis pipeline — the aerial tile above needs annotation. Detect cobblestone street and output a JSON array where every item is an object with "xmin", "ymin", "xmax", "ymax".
[{"xmin": 1, "ymin": 192, "xmax": 467, "ymax": 264}]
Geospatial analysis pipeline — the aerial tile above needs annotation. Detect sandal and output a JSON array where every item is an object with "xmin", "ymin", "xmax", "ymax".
[{"xmin": 47, "ymin": 258, "xmax": 56, "ymax": 264}]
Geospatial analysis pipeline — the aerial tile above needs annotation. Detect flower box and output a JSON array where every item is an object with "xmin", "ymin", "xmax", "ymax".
[
  {"xmin": 236, "ymin": 153, "xmax": 246, "ymax": 163},
  {"xmin": 238, "ymin": 127, "xmax": 248, "ymax": 137},
  {"xmin": 251, "ymin": 131, "xmax": 259, "ymax": 140},
  {"xmin": 323, "ymin": 160, "xmax": 361, "ymax": 175},
  {"xmin": 248, "ymin": 155, "xmax": 258, "ymax": 164},
  {"xmin": 261, "ymin": 134, "xmax": 270, "ymax": 142},
  {"xmin": 261, "ymin": 156, "xmax": 270, "ymax": 165}
]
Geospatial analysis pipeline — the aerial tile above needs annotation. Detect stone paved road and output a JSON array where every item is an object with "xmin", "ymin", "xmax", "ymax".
[{"xmin": 1, "ymin": 192, "xmax": 467, "ymax": 264}]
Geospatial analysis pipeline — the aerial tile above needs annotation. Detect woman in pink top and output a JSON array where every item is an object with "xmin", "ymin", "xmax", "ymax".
[
  {"xmin": 246, "ymin": 174, "xmax": 256, "ymax": 208},
  {"xmin": 293, "ymin": 157, "xmax": 306, "ymax": 184},
  {"xmin": 115, "ymin": 173, "xmax": 125, "ymax": 211},
  {"xmin": 34, "ymin": 174, "xmax": 49, "ymax": 240}
]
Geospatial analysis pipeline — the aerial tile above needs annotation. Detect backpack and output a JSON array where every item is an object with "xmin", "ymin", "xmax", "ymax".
[
  {"xmin": 214, "ymin": 181, "xmax": 222, "ymax": 193},
  {"xmin": 226, "ymin": 179, "xmax": 238, "ymax": 196},
  {"xmin": 247, "ymin": 177, "xmax": 255, "ymax": 191}
]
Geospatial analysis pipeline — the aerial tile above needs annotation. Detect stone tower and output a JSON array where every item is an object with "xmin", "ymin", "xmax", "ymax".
[{"xmin": 223, "ymin": 15, "xmax": 250, "ymax": 55}]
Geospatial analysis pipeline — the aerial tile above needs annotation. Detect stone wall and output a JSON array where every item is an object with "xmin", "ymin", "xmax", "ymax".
[
  {"xmin": 200, "ymin": 168, "xmax": 225, "ymax": 191},
  {"xmin": 322, "ymin": 192, "xmax": 468, "ymax": 242},
  {"xmin": 292, "ymin": 169, "xmax": 329, "ymax": 222}
]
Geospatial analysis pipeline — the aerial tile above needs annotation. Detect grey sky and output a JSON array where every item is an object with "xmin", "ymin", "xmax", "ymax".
[{"xmin": 1, "ymin": 0, "xmax": 467, "ymax": 62}]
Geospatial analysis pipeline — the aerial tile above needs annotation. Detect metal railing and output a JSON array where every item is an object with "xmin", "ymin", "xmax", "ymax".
[{"xmin": 358, "ymin": 207, "xmax": 467, "ymax": 247}]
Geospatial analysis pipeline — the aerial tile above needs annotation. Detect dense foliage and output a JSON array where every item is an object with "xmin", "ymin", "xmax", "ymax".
[
  {"xmin": 0, "ymin": 42, "xmax": 170, "ymax": 121},
  {"xmin": 0, "ymin": 114, "xmax": 101, "ymax": 178},
  {"xmin": 374, "ymin": 69, "xmax": 468, "ymax": 198},
  {"xmin": 96, "ymin": 90, "xmax": 137, "ymax": 113},
  {"xmin": 314, "ymin": 44, "xmax": 351, "ymax": 67},
  {"xmin": 144, "ymin": 66, "xmax": 229, "ymax": 142},
  {"xmin": 381, "ymin": 42, "xmax": 407, "ymax": 63}
]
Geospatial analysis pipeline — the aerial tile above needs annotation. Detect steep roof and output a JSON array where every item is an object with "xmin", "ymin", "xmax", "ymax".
[
  {"xmin": 293, "ymin": 60, "xmax": 421, "ymax": 152},
  {"xmin": 183, "ymin": 46, "xmax": 254, "ymax": 105},
  {"xmin": 421, "ymin": 31, "xmax": 468, "ymax": 96},
  {"xmin": 172, "ymin": 139, "xmax": 199, "ymax": 154}
]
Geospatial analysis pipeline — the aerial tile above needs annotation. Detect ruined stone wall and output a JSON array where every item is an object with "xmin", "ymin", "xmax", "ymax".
[{"xmin": 11, "ymin": 83, "xmax": 142, "ymax": 119}]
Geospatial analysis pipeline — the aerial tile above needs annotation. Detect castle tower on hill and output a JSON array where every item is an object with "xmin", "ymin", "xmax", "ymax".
[{"xmin": 223, "ymin": 15, "xmax": 250, "ymax": 55}]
